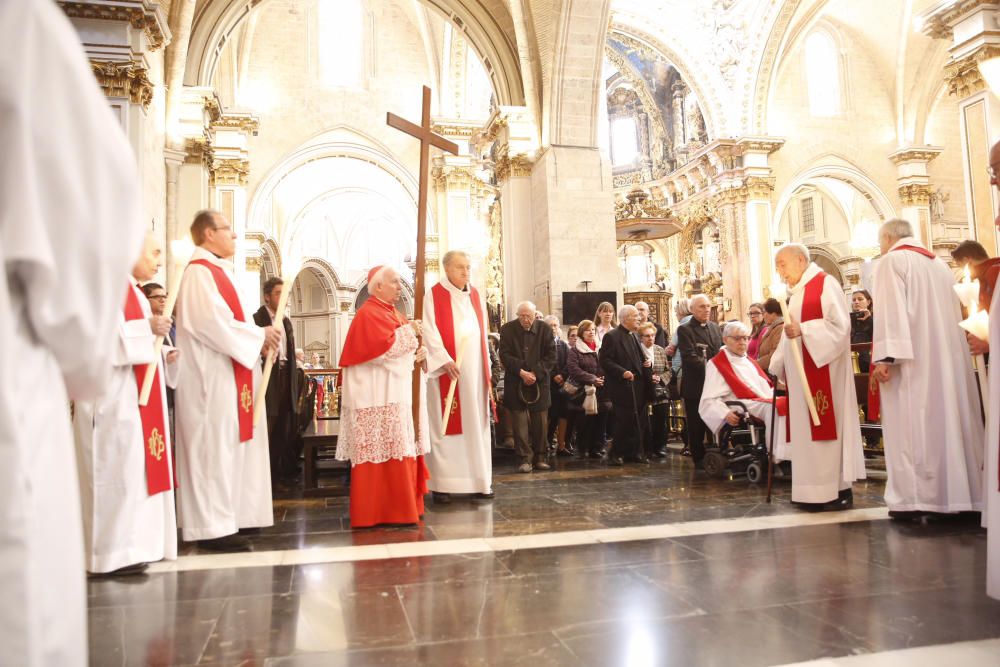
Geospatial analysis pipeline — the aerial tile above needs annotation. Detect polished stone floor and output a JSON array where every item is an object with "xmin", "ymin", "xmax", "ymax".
[{"xmin": 88, "ymin": 453, "xmax": 1000, "ymax": 666}]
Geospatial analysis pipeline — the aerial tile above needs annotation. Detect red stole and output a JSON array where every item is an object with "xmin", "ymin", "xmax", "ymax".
[
  {"xmin": 432, "ymin": 282, "xmax": 491, "ymax": 435},
  {"xmin": 798, "ymin": 272, "xmax": 839, "ymax": 441},
  {"xmin": 892, "ymin": 244, "xmax": 935, "ymax": 259},
  {"xmin": 189, "ymin": 259, "xmax": 254, "ymax": 442},
  {"xmin": 124, "ymin": 285, "xmax": 172, "ymax": 496},
  {"xmin": 709, "ymin": 350, "xmax": 787, "ymax": 416}
]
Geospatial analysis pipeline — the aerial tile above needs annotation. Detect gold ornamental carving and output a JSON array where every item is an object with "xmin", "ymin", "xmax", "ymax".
[
  {"xmin": 212, "ymin": 114, "xmax": 260, "ymax": 136},
  {"xmin": 922, "ymin": 0, "xmax": 999, "ymax": 41},
  {"xmin": 59, "ymin": 1, "xmax": 170, "ymax": 51},
  {"xmin": 945, "ymin": 44, "xmax": 1000, "ymax": 98},
  {"xmin": 90, "ymin": 60, "xmax": 154, "ymax": 109},
  {"xmin": 495, "ymin": 146, "xmax": 533, "ymax": 184},
  {"xmin": 889, "ymin": 148, "xmax": 942, "ymax": 165},
  {"xmin": 209, "ymin": 158, "xmax": 250, "ymax": 187},
  {"xmin": 245, "ymin": 256, "xmax": 263, "ymax": 272},
  {"xmin": 615, "ymin": 188, "xmax": 672, "ymax": 224},
  {"xmin": 899, "ymin": 183, "xmax": 933, "ymax": 206}
]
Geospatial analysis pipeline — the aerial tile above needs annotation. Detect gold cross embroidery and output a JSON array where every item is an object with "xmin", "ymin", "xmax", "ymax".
[
  {"xmin": 813, "ymin": 390, "xmax": 830, "ymax": 417},
  {"xmin": 240, "ymin": 384, "xmax": 253, "ymax": 413},
  {"xmin": 147, "ymin": 428, "xmax": 165, "ymax": 462}
]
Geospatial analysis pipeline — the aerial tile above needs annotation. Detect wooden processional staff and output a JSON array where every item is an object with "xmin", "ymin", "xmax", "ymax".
[{"xmin": 386, "ymin": 86, "xmax": 459, "ymax": 433}]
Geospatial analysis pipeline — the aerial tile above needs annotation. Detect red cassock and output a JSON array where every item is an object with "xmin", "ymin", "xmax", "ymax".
[{"xmin": 338, "ymin": 266, "xmax": 429, "ymax": 528}]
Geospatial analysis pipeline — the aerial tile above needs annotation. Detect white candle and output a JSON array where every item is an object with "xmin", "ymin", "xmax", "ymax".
[
  {"xmin": 441, "ymin": 318, "xmax": 478, "ymax": 435},
  {"xmin": 138, "ymin": 238, "xmax": 195, "ymax": 406},
  {"xmin": 954, "ymin": 264, "xmax": 980, "ymax": 310},
  {"xmin": 770, "ymin": 281, "xmax": 821, "ymax": 427}
]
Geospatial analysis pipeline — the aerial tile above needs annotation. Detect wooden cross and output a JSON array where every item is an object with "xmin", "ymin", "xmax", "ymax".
[{"xmin": 386, "ymin": 86, "xmax": 459, "ymax": 432}]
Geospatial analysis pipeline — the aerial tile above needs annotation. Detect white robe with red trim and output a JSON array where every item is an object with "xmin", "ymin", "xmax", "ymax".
[
  {"xmin": 699, "ymin": 348, "xmax": 789, "ymax": 461},
  {"xmin": 422, "ymin": 279, "xmax": 493, "ymax": 495},
  {"xmin": 73, "ymin": 281, "xmax": 178, "ymax": 573},
  {"xmin": 872, "ymin": 237, "xmax": 984, "ymax": 513},
  {"xmin": 771, "ymin": 263, "xmax": 866, "ymax": 503},
  {"xmin": 174, "ymin": 248, "xmax": 272, "ymax": 541}
]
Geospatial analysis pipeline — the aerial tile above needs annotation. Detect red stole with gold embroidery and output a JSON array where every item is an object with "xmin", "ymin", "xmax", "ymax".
[
  {"xmin": 189, "ymin": 259, "xmax": 254, "ymax": 442},
  {"xmin": 432, "ymin": 282, "xmax": 491, "ymax": 435},
  {"xmin": 124, "ymin": 284, "xmax": 172, "ymax": 495},
  {"xmin": 799, "ymin": 272, "xmax": 839, "ymax": 441}
]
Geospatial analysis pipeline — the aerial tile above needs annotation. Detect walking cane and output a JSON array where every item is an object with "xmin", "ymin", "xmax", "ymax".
[{"xmin": 766, "ymin": 372, "xmax": 778, "ymax": 504}]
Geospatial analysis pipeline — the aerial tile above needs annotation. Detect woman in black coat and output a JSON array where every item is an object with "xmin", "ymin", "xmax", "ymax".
[{"xmin": 567, "ymin": 320, "xmax": 610, "ymax": 458}]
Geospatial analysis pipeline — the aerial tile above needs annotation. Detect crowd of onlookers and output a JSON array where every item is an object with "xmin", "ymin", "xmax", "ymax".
[{"xmin": 487, "ymin": 290, "xmax": 878, "ymax": 471}]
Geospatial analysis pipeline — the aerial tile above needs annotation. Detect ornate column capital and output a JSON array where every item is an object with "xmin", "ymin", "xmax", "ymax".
[
  {"xmin": 899, "ymin": 183, "xmax": 933, "ymax": 206},
  {"xmin": 59, "ymin": 0, "xmax": 171, "ymax": 51},
  {"xmin": 889, "ymin": 146, "xmax": 944, "ymax": 165},
  {"xmin": 209, "ymin": 157, "xmax": 250, "ymax": 187},
  {"xmin": 211, "ymin": 112, "xmax": 260, "ymax": 136},
  {"xmin": 494, "ymin": 144, "xmax": 533, "ymax": 184},
  {"xmin": 945, "ymin": 44, "xmax": 1000, "ymax": 97},
  {"xmin": 90, "ymin": 60, "xmax": 154, "ymax": 109}
]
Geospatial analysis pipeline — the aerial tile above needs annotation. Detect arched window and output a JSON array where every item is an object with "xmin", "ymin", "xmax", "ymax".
[
  {"xmin": 611, "ymin": 116, "xmax": 639, "ymax": 166},
  {"xmin": 317, "ymin": 0, "xmax": 365, "ymax": 88},
  {"xmin": 805, "ymin": 31, "xmax": 840, "ymax": 116}
]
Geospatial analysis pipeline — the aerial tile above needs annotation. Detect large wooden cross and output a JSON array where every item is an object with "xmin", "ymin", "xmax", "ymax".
[{"xmin": 386, "ymin": 86, "xmax": 459, "ymax": 432}]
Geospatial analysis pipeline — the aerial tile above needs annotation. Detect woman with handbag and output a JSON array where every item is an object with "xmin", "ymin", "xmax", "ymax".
[
  {"xmin": 640, "ymin": 322, "xmax": 673, "ymax": 458},
  {"xmin": 545, "ymin": 316, "xmax": 575, "ymax": 457},
  {"xmin": 567, "ymin": 320, "xmax": 610, "ymax": 458}
]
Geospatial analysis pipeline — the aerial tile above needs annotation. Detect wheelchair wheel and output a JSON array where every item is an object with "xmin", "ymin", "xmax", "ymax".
[
  {"xmin": 702, "ymin": 450, "xmax": 727, "ymax": 478},
  {"xmin": 746, "ymin": 461, "xmax": 763, "ymax": 484}
]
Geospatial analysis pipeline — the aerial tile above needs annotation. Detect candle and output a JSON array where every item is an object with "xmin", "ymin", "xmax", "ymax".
[
  {"xmin": 441, "ymin": 317, "xmax": 478, "ymax": 435},
  {"xmin": 138, "ymin": 238, "xmax": 196, "ymax": 406},
  {"xmin": 253, "ymin": 256, "xmax": 302, "ymax": 427},
  {"xmin": 959, "ymin": 301, "xmax": 990, "ymax": 423},
  {"xmin": 769, "ymin": 281, "xmax": 821, "ymax": 426},
  {"xmin": 954, "ymin": 264, "xmax": 981, "ymax": 310}
]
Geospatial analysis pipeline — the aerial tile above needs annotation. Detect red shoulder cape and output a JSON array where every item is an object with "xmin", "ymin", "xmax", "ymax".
[{"xmin": 339, "ymin": 297, "xmax": 407, "ymax": 368}]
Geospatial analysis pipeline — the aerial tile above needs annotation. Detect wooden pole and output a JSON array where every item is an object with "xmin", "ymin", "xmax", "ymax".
[
  {"xmin": 386, "ymin": 86, "xmax": 460, "ymax": 436},
  {"xmin": 771, "ymin": 289, "xmax": 821, "ymax": 426}
]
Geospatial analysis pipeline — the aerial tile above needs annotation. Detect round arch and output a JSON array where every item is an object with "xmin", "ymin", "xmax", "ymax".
[
  {"xmin": 607, "ymin": 25, "xmax": 721, "ymax": 141},
  {"xmin": 771, "ymin": 160, "xmax": 896, "ymax": 237},
  {"xmin": 185, "ymin": 0, "xmax": 524, "ymax": 106}
]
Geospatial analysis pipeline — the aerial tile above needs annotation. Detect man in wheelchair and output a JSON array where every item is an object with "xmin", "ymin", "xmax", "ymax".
[{"xmin": 699, "ymin": 321, "xmax": 789, "ymax": 467}]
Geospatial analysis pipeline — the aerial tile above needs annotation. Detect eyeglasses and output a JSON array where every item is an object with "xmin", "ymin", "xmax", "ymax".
[
  {"xmin": 748, "ymin": 311, "xmax": 762, "ymax": 316},
  {"xmin": 211, "ymin": 225, "xmax": 233, "ymax": 232},
  {"xmin": 989, "ymin": 167, "xmax": 999, "ymax": 180},
  {"xmin": 148, "ymin": 295, "xmax": 167, "ymax": 301}
]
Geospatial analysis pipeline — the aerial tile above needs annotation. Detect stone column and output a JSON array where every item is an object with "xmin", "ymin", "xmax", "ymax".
[
  {"xmin": 61, "ymin": 0, "xmax": 171, "ymax": 272},
  {"xmin": 207, "ymin": 112, "xmax": 260, "ymax": 303},
  {"xmin": 922, "ymin": 1, "xmax": 1000, "ymax": 254},
  {"xmin": 890, "ymin": 147, "xmax": 943, "ymax": 246},
  {"xmin": 671, "ymin": 82, "xmax": 687, "ymax": 165}
]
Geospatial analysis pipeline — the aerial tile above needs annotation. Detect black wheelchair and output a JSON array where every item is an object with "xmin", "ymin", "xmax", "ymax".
[{"xmin": 702, "ymin": 400, "xmax": 787, "ymax": 483}]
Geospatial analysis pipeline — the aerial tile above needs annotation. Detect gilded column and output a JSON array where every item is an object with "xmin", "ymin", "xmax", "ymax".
[{"xmin": 890, "ymin": 147, "xmax": 942, "ymax": 246}]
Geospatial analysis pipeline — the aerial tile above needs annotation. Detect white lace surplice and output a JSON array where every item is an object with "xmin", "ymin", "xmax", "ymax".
[{"xmin": 337, "ymin": 325, "xmax": 429, "ymax": 465}]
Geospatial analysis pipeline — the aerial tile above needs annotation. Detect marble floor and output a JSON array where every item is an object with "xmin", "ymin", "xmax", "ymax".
[{"xmin": 88, "ymin": 453, "xmax": 1000, "ymax": 666}]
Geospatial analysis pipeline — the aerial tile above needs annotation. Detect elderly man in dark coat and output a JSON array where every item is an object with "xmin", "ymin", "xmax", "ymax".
[
  {"xmin": 600, "ymin": 304, "xmax": 654, "ymax": 465},
  {"xmin": 499, "ymin": 301, "xmax": 556, "ymax": 473}
]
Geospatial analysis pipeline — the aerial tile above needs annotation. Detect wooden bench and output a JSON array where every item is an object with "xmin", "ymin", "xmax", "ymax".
[{"xmin": 301, "ymin": 418, "xmax": 349, "ymax": 497}]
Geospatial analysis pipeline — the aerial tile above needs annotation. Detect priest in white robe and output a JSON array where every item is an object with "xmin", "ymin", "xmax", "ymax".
[
  {"xmin": 700, "ymin": 321, "xmax": 790, "ymax": 461},
  {"xmin": 337, "ymin": 265, "xmax": 430, "ymax": 527},
  {"xmin": 74, "ymin": 234, "xmax": 180, "ymax": 575},
  {"xmin": 421, "ymin": 250, "xmax": 493, "ymax": 501},
  {"xmin": 771, "ymin": 244, "xmax": 866, "ymax": 510},
  {"xmin": 871, "ymin": 220, "xmax": 984, "ymax": 518},
  {"xmin": 985, "ymin": 246, "xmax": 1000, "ymax": 600},
  {"xmin": 174, "ymin": 210, "xmax": 281, "ymax": 551},
  {"xmin": 0, "ymin": 2, "xmax": 147, "ymax": 663}
]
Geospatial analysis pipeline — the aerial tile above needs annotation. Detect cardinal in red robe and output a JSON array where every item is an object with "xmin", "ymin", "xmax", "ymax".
[{"xmin": 337, "ymin": 265, "xmax": 430, "ymax": 528}]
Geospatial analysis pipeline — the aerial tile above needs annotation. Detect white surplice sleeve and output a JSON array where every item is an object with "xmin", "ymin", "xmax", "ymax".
[
  {"xmin": 699, "ymin": 362, "xmax": 735, "ymax": 435},
  {"xmin": 421, "ymin": 286, "xmax": 454, "ymax": 379},
  {"xmin": 179, "ymin": 264, "xmax": 265, "ymax": 370},
  {"xmin": 870, "ymin": 254, "xmax": 913, "ymax": 361},
  {"xmin": 799, "ymin": 275, "xmax": 852, "ymax": 368},
  {"xmin": 1, "ymin": 7, "xmax": 144, "ymax": 400}
]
